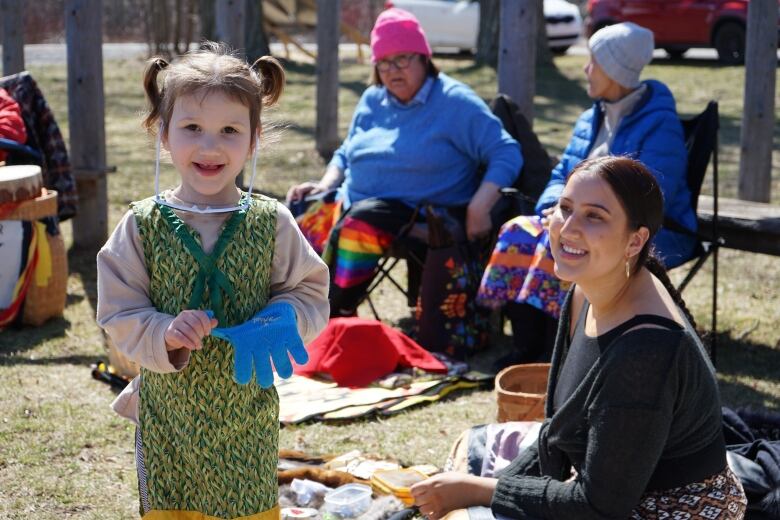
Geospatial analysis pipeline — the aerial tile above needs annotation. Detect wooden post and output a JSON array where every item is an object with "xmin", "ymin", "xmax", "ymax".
[
  {"xmin": 215, "ymin": 0, "xmax": 247, "ymax": 186},
  {"xmin": 498, "ymin": 0, "xmax": 538, "ymax": 126},
  {"xmin": 476, "ymin": 0, "xmax": 500, "ymax": 67},
  {"xmin": 315, "ymin": 0, "xmax": 341, "ymax": 159},
  {"xmin": 66, "ymin": 0, "xmax": 108, "ymax": 248},
  {"xmin": 215, "ymin": 0, "xmax": 245, "ymax": 53},
  {"xmin": 737, "ymin": 0, "xmax": 777, "ymax": 202},
  {"xmin": 1, "ymin": 0, "xmax": 25, "ymax": 75}
]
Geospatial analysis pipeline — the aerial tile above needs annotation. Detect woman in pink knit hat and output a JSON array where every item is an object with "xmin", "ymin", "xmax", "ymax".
[{"xmin": 288, "ymin": 7, "xmax": 523, "ymax": 319}]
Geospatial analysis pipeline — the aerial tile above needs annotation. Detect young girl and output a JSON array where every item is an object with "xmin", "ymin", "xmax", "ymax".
[{"xmin": 97, "ymin": 43, "xmax": 329, "ymax": 519}]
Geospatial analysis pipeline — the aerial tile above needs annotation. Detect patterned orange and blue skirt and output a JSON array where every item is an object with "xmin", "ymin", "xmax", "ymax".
[{"xmin": 477, "ymin": 215, "xmax": 570, "ymax": 319}]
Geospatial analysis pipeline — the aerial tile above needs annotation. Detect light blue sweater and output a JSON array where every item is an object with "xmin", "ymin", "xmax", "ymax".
[{"xmin": 330, "ymin": 73, "xmax": 522, "ymax": 208}]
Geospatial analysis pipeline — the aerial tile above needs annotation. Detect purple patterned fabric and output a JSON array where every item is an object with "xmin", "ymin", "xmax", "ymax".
[{"xmin": 477, "ymin": 216, "xmax": 570, "ymax": 319}]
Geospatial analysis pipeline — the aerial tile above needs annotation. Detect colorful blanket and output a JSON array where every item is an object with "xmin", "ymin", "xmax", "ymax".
[{"xmin": 277, "ymin": 373, "xmax": 490, "ymax": 424}]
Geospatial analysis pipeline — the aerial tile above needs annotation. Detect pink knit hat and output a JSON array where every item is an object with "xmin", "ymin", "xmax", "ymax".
[{"xmin": 370, "ymin": 8, "xmax": 432, "ymax": 64}]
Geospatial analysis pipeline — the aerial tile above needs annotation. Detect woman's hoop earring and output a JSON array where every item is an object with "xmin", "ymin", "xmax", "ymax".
[{"xmin": 625, "ymin": 260, "xmax": 631, "ymax": 279}]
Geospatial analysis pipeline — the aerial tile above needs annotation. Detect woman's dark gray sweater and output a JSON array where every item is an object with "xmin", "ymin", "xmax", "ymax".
[{"xmin": 490, "ymin": 293, "xmax": 726, "ymax": 519}]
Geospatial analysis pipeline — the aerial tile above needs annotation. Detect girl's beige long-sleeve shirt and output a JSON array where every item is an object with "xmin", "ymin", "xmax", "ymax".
[{"xmin": 96, "ymin": 194, "xmax": 330, "ymax": 422}]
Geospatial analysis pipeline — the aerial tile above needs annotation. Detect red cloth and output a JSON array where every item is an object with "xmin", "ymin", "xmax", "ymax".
[
  {"xmin": 295, "ymin": 317, "xmax": 447, "ymax": 387},
  {"xmin": 0, "ymin": 88, "xmax": 27, "ymax": 162}
]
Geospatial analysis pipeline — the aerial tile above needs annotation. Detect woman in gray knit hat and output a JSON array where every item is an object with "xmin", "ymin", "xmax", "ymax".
[{"xmin": 478, "ymin": 22, "xmax": 698, "ymax": 368}]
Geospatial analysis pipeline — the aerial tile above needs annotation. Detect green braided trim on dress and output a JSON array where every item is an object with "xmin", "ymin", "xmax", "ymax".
[
  {"xmin": 131, "ymin": 194, "xmax": 281, "ymax": 518},
  {"xmin": 156, "ymin": 202, "xmax": 244, "ymax": 325}
]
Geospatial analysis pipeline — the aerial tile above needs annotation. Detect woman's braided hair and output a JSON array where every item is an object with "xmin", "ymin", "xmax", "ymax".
[{"xmin": 568, "ymin": 156, "xmax": 697, "ymax": 330}]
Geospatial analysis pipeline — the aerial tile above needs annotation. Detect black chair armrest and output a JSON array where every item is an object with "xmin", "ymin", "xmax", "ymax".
[
  {"xmin": 663, "ymin": 217, "xmax": 723, "ymax": 247},
  {"xmin": 663, "ymin": 217, "xmax": 697, "ymax": 237}
]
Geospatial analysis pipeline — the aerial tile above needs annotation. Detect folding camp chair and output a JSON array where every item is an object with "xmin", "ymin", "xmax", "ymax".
[
  {"xmin": 666, "ymin": 101, "xmax": 722, "ymax": 362},
  {"xmin": 358, "ymin": 204, "xmax": 457, "ymax": 319}
]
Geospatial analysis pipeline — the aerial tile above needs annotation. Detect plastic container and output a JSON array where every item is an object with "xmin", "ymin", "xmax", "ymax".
[
  {"xmin": 495, "ymin": 363, "xmax": 551, "ymax": 422},
  {"xmin": 370, "ymin": 468, "xmax": 428, "ymax": 505},
  {"xmin": 323, "ymin": 483, "xmax": 372, "ymax": 518},
  {"xmin": 291, "ymin": 478, "xmax": 330, "ymax": 506}
]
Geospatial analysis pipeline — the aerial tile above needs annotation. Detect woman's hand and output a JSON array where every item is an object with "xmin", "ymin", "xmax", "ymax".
[
  {"xmin": 540, "ymin": 205, "xmax": 556, "ymax": 228},
  {"xmin": 466, "ymin": 181, "xmax": 501, "ymax": 242},
  {"xmin": 286, "ymin": 181, "xmax": 324, "ymax": 204},
  {"xmin": 410, "ymin": 473, "xmax": 497, "ymax": 520},
  {"xmin": 466, "ymin": 200, "xmax": 493, "ymax": 242},
  {"xmin": 287, "ymin": 166, "xmax": 345, "ymax": 204},
  {"xmin": 164, "ymin": 310, "xmax": 218, "ymax": 352}
]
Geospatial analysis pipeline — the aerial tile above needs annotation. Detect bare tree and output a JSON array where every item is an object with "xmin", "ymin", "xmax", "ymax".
[
  {"xmin": 476, "ymin": 0, "xmax": 499, "ymax": 67},
  {"xmin": 478, "ymin": 0, "xmax": 553, "ymax": 68},
  {"xmin": 143, "ymin": 0, "xmax": 198, "ymax": 57},
  {"xmin": 199, "ymin": 0, "xmax": 216, "ymax": 40},
  {"xmin": 245, "ymin": 0, "xmax": 270, "ymax": 60},
  {"xmin": 535, "ymin": 0, "xmax": 552, "ymax": 66}
]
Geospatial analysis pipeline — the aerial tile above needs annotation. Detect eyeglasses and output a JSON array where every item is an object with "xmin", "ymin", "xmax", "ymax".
[{"xmin": 376, "ymin": 53, "xmax": 418, "ymax": 73}]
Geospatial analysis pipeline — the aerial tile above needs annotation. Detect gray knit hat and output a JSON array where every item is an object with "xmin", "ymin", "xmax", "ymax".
[{"xmin": 589, "ymin": 22, "xmax": 654, "ymax": 89}]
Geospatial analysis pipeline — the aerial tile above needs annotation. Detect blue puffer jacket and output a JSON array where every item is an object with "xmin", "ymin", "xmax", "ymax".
[{"xmin": 535, "ymin": 80, "xmax": 697, "ymax": 268}]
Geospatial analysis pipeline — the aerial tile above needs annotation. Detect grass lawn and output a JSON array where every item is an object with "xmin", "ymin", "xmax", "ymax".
[{"xmin": 1, "ymin": 51, "xmax": 779, "ymax": 518}]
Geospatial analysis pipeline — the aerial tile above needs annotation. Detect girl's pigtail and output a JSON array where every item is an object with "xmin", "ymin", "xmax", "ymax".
[
  {"xmin": 143, "ymin": 56, "xmax": 170, "ymax": 132},
  {"xmin": 644, "ymin": 254, "xmax": 698, "ymax": 331},
  {"xmin": 251, "ymin": 56, "xmax": 285, "ymax": 107}
]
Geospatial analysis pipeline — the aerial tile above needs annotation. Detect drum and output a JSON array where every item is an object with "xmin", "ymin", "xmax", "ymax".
[
  {"xmin": 0, "ymin": 165, "xmax": 67, "ymax": 327},
  {"xmin": 0, "ymin": 165, "xmax": 43, "ymax": 205}
]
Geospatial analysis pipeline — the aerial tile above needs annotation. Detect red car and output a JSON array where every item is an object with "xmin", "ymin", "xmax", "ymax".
[{"xmin": 586, "ymin": 0, "xmax": 780, "ymax": 64}]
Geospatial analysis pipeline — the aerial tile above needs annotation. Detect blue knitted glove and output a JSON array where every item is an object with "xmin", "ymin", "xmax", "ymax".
[{"xmin": 208, "ymin": 303, "xmax": 308, "ymax": 388}]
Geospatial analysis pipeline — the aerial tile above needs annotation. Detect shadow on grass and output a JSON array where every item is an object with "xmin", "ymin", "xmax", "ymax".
[
  {"xmin": 714, "ymin": 330, "xmax": 780, "ymax": 409},
  {"xmin": 68, "ymin": 244, "xmax": 99, "ymax": 315},
  {"xmin": 285, "ymin": 124, "xmax": 316, "ymax": 138},
  {"xmin": 0, "ymin": 316, "xmax": 70, "ymax": 350},
  {"xmin": 534, "ymin": 65, "xmax": 591, "ymax": 150},
  {"xmin": 0, "ymin": 352, "xmax": 101, "ymax": 367},
  {"xmin": 280, "ymin": 60, "xmax": 316, "ymax": 77}
]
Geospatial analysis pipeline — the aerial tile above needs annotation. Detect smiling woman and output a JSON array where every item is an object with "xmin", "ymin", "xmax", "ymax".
[
  {"xmin": 287, "ymin": 7, "xmax": 523, "ymax": 318},
  {"xmin": 410, "ymin": 157, "xmax": 748, "ymax": 520}
]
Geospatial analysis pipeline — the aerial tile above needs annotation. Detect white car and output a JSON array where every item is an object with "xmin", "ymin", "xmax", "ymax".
[{"xmin": 385, "ymin": 0, "xmax": 583, "ymax": 54}]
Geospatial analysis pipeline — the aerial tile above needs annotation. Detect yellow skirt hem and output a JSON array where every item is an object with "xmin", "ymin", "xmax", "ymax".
[{"xmin": 142, "ymin": 504, "xmax": 280, "ymax": 520}]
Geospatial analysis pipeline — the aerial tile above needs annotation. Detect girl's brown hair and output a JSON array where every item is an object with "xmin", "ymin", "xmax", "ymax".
[
  {"xmin": 143, "ymin": 41, "xmax": 285, "ymax": 140},
  {"xmin": 369, "ymin": 54, "xmax": 439, "ymax": 86},
  {"xmin": 567, "ymin": 156, "xmax": 697, "ymax": 329}
]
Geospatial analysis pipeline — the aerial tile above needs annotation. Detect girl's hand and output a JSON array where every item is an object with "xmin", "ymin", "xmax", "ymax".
[
  {"xmin": 164, "ymin": 310, "xmax": 218, "ymax": 351},
  {"xmin": 286, "ymin": 181, "xmax": 324, "ymax": 203},
  {"xmin": 410, "ymin": 473, "xmax": 496, "ymax": 520}
]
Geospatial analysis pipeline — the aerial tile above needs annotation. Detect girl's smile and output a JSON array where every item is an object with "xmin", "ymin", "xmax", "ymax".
[
  {"xmin": 193, "ymin": 162, "xmax": 225, "ymax": 176},
  {"xmin": 163, "ymin": 90, "xmax": 253, "ymax": 205}
]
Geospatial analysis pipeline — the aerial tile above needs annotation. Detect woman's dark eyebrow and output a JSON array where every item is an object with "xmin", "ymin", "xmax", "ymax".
[
  {"xmin": 560, "ymin": 196, "xmax": 611, "ymax": 214},
  {"xmin": 583, "ymin": 203, "xmax": 611, "ymax": 214}
]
